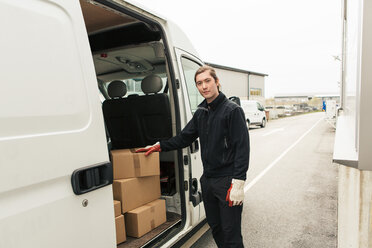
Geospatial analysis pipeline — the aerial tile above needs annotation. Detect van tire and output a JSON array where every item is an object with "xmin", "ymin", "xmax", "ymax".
[{"xmin": 260, "ymin": 118, "xmax": 266, "ymax": 128}]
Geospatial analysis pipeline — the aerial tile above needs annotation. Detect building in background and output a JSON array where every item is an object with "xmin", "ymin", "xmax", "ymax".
[
  {"xmin": 274, "ymin": 95, "xmax": 311, "ymax": 104},
  {"xmin": 263, "ymin": 94, "xmax": 340, "ymax": 119},
  {"xmin": 271, "ymin": 94, "xmax": 340, "ymax": 109},
  {"xmin": 314, "ymin": 94, "xmax": 340, "ymax": 103},
  {"xmin": 206, "ymin": 62, "xmax": 268, "ymax": 104}
]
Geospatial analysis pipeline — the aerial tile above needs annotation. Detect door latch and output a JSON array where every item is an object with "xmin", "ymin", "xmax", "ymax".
[
  {"xmin": 71, "ymin": 162, "xmax": 113, "ymax": 195},
  {"xmin": 190, "ymin": 178, "xmax": 202, "ymax": 207}
]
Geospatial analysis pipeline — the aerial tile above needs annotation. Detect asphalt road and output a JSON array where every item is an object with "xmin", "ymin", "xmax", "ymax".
[{"xmin": 189, "ymin": 112, "xmax": 338, "ymax": 248}]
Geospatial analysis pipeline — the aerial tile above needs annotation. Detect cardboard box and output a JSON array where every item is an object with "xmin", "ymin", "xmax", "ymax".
[
  {"xmin": 125, "ymin": 199, "xmax": 167, "ymax": 238},
  {"xmin": 113, "ymin": 176, "xmax": 161, "ymax": 213},
  {"xmin": 115, "ymin": 215, "xmax": 126, "ymax": 244},
  {"xmin": 114, "ymin": 200, "xmax": 121, "ymax": 217},
  {"xmin": 111, "ymin": 149, "xmax": 160, "ymax": 179}
]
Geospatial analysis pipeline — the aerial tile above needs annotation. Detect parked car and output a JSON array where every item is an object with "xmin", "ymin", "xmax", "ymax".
[
  {"xmin": 276, "ymin": 106, "xmax": 285, "ymax": 117},
  {"xmin": 284, "ymin": 106, "xmax": 294, "ymax": 116},
  {"xmin": 240, "ymin": 100, "xmax": 266, "ymax": 128},
  {"xmin": 265, "ymin": 106, "xmax": 278, "ymax": 119}
]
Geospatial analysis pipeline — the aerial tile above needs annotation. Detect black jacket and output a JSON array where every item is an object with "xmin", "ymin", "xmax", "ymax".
[{"xmin": 160, "ymin": 92, "xmax": 250, "ymax": 180}]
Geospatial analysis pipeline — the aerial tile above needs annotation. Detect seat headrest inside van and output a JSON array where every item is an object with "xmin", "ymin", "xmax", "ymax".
[
  {"xmin": 107, "ymin": 80, "xmax": 127, "ymax": 99},
  {"xmin": 141, "ymin": 74, "xmax": 163, "ymax": 94}
]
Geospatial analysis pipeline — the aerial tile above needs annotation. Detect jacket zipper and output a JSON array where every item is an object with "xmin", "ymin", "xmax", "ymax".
[{"xmin": 205, "ymin": 109, "xmax": 210, "ymax": 164}]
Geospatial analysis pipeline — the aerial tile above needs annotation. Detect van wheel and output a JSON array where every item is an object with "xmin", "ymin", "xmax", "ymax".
[{"xmin": 260, "ymin": 118, "xmax": 266, "ymax": 128}]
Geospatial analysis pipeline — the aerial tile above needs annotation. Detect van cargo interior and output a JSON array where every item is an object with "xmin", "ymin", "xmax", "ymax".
[{"xmin": 79, "ymin": 1, "xmax": 183, "ymax": 247}]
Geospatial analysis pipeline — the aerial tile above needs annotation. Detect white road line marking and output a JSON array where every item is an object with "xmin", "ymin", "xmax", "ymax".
[
  {"xmin": 244, "ymin": 117, "xmax": 324, "ymax": 193},
  {"xmin": 262, "ymin": 128, "xmax": 285, "ymax": 137}
]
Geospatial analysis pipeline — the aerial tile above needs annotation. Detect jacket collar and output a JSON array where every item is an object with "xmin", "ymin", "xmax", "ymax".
[{"xmin": 198, "ymin": 92, "xmax": 226, "ymax": 111}]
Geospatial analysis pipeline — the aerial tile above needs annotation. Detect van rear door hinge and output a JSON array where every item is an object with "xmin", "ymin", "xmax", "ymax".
[{"xmin": 176, "ymin": 79, "xmax": 180, "ymax": 89}]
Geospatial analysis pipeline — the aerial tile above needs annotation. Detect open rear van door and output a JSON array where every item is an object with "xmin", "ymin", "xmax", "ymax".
[
  {"xmin": 0, "ymin": 1, "xmax": 115, "ymax": 247},
  {"xmin": 174, "ymin": 48, "xmax": 206, "ymax": 226}
]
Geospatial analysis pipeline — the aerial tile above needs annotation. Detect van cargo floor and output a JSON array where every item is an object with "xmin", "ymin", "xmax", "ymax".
[{"xmin": 118, "ymin": 212, "xmax": 181, "ymax": 248}]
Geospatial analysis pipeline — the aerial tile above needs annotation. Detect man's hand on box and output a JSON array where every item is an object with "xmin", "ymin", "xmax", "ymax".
[{"xmin": 135, "ymin": 142, "xmax": 161, "ymax": 156}]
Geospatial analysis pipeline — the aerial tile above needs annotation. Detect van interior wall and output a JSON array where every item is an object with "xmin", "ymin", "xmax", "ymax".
[{"xmin": 79, "ymin": 1, "xmax": 182, "ymax": 246}]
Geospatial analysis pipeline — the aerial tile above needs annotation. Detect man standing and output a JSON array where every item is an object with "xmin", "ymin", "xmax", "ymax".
[{"xmin": 136, "ymin": 65, "xmax": 249, "ymax": 248}]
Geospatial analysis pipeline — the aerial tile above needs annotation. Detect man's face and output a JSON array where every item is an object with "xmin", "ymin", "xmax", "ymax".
[{"xmin": 195, "ymin": 70, "xmax": 220, "ymax": 103}]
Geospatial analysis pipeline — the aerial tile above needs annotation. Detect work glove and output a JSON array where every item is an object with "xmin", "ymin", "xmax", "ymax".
[
  {"xmin": 135, "ymin": 142, "xmax": 161, "ymax": 156},
  {"xmin": 226, "ymin": 179, "xmax": 245, "ymax": 207}
]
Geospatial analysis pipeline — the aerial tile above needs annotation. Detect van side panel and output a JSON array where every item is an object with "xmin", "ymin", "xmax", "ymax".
[{"xmin": 0, "ymin": 0, "xmax": 115, "ymax": 247}]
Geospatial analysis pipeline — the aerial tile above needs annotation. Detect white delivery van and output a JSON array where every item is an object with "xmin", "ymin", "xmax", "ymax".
[
  {"xmin": 240, "ymin": 100, "xmax": 267, "ymax": 128},
  {"xmin": 0, "ymin": 0, "xmax": 208, "ymax": 247}
]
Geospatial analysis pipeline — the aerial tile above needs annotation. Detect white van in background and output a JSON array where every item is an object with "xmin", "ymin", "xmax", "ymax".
[
  {"xmin": 0, "ymin": 1, "xmax": 208, "ymax": 247},
  {"xmin": 241, "ymin": 100, "xmax": 267, "ymax": 128}
]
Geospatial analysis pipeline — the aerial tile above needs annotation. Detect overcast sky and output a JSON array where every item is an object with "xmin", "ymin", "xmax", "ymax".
[{"xmin": 139, "ymin": 0, "xmax": 342, "ymax": 98}]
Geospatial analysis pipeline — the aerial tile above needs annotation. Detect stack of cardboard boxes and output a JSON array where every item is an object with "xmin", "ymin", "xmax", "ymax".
[{"xmin": 111, "ymin": 149, "xmax": 166, "ymax": 244}]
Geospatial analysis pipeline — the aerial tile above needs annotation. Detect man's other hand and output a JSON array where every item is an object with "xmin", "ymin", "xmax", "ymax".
[
  {"xmin": 135, "ymin": 142, "xmax": 161, "ymax": 156},
  {"xmin": 226, "ymin": 179, "xmax": 245, "ymax": 207}
]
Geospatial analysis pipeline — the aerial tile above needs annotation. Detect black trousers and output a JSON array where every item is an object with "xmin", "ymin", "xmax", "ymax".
[{"xmin": 200, "ymin": 175, "xmax": 244, "ymax": 248}]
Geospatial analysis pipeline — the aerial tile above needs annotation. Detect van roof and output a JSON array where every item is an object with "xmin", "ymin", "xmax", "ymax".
[
  {"xmin": 121, "ymin": 0, "xmax": 200, "ymax": 57},
  {"xmin": 123, "ymin": 0, "xmax": 168, "ymax": 21}
]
